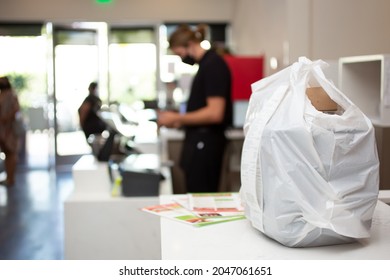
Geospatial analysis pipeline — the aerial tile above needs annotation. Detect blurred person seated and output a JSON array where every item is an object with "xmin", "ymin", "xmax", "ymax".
[{"xmin": 78, "ymin": 82, "xmax": 107, "ymax": 140}]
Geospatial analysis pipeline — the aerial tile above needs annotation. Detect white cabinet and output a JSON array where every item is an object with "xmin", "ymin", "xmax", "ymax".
[
  {"xmin": 339, "ymin": 54, "xmax": 390, "ymax": 189},
  {"xmin": 339, "ymin": 54, "xmax": 390, "ymax": 127},
  {"xmin": 64, "ymin": 155, "xmax": 172, "ymax": 259}
]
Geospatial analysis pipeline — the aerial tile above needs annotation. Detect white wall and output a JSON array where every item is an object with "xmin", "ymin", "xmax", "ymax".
[
  {"xmin": 232, "ymin": 0, "xmax": 390, "ymax": 75},
  {"xmin": 311, "ymin": 0, "xmax": 390, "ymax": 60},
  {"xmin": 286, "ymin": 0, "xmax": 311, "ymax": 64},
  {"xmin": 0, "ymin": 0, "xmax": 234, "ymax": 23},
  {"xmin": 231, "ymin": 0, "xmax": 287, "ymax": 75}
]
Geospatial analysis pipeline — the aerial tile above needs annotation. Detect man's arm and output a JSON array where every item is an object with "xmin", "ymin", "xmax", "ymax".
[{"xmin": 158, "ymin": 96, "xmax": 225, "ymax": 128}]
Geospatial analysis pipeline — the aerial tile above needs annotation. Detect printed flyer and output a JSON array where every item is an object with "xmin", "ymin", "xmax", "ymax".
[{"xmin": 142, "ymin": 193, "xmax": 245, "ymax": 227}]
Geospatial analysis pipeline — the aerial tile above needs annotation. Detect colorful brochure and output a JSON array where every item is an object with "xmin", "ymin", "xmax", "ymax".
[
  {"xmin": 142, "ymin": 193, "xmax": 245, "ymax": 227},
  {"xmin": 188, "ymin": 192, "xmax": 244, "ymax": 217},
  {"xmin": 141, "ymin": 202, "xmax": 245, "ymax": 227}
]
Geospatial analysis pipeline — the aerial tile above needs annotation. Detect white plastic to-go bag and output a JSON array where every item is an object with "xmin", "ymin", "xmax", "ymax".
[{"xmin": 240, "ymin": 57, "xmax": 379, "ymax": 247}]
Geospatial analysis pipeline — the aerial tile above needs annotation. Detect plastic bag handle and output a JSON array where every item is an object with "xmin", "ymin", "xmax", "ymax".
[
  {"xmin": 241, "ymin": 85, "xmax": 288, "ymax": 231},
  {"xmin": 311, "ymin": 64, "xmax": 355, "ymax": 111},
  {"xmin": 293, "ymin": 58, "xmax": 360, "ymax": 114},
  {"xmin": 290, "ymin": 57, "xmax": 328, "ymax": 85}
]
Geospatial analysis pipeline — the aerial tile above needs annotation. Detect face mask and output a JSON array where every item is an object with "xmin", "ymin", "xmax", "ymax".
[{"xmin": 181, "ymin": 55, "xmax": 196, "ymax": 66}]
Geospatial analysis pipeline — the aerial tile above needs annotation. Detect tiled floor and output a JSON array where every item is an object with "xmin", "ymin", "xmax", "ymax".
[
  {"xmin": 0, "ymin": 168, "xmax": 74, "ymax": 260},
  {"xmin": 0, "ymin": 131, "xmax": 81, "ymax": 260}
]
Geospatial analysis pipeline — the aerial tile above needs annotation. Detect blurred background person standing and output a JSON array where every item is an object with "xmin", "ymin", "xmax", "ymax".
[
  {"xmin": 158, "ymin": 24, "xmax": 232, "ymax": 193},
  {"xmin": 0, "ymin": 76, "xmax": 22, "ymax": 187}
]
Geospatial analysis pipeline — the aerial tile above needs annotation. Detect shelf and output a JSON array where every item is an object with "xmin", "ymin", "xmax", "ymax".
[{"xmin": 339, "ymin": 54, "xmax": 390, "ymax": 127}]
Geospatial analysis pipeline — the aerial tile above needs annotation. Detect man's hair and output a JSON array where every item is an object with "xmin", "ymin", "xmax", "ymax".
[
  {"xmin": 0, "ymin": 76, "xmax": 12, "ymax": 90},
  {"xmin": 88, "ymin": 82, "xmax": 98, "ymax": 92}
]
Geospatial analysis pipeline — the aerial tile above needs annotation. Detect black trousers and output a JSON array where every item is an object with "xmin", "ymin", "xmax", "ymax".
[{"xmin": 180, "ymin": 129, "xmax": 226, "ymax": 193}]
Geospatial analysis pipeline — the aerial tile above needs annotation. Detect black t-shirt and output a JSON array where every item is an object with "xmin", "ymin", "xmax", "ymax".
[
  {"xmin": 186, "ymin": 49, "xmax": 232, "ymax": 132},
  {"xmin": 180, "ymin": 50, "xmax": 232, "ymax": 191},
  {"xmin": 80, "ymin": 94, "xmax": 106, "ymax": 137}
]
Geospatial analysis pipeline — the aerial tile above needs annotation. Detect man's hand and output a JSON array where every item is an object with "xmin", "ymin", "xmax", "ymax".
[{"xmin": 157, "ymin": 111, "xmax": 182, "ymax": 128}]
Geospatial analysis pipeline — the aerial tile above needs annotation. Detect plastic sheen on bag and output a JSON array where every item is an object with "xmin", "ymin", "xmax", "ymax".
[{"xmin": 240, "ymin": 57, "xmax": 379, "ymax": 247}]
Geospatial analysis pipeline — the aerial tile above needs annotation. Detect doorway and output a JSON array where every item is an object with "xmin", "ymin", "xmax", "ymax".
[{"xmin": 51, "ymin": 23, "xmax": 108, "ymax": 166}]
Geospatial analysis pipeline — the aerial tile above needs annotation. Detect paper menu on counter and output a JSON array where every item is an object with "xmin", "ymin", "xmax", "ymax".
[
  {"xmin": 179, "ymin": 193, "xmax": 245, "ymax": 217},
  {"xmin": 141, "ymin": 202, "xmax": 245, "ymax": 227}
]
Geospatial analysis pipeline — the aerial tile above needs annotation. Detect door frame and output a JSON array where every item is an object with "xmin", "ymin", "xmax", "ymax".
[{"xmin": 48, "ymin": 22, "xmax": 108, "ymax": 167}]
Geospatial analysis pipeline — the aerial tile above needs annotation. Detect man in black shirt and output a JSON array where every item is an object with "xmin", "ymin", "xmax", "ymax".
[{"xmin": 158, "ymin": 25, "xmax": 232, "ymax": 193}]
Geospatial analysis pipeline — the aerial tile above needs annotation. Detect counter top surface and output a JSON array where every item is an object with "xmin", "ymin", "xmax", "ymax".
[
  {"xmin": 160, "ymin": 195, "xmax": 390, "ymax": 260},
  {"xmin": 159, "ymin": 127, "xmax": 244, "ymax": 140}
]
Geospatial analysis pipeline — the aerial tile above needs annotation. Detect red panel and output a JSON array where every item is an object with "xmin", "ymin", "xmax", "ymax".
[{"xmin": 224, "ymin": 55, "xmax": 264, "ymax": 100}]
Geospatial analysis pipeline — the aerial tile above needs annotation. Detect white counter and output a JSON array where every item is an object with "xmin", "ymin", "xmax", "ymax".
[
  {"xmin": 64, "ymin": 195, "xmax": 161, "ymax": 260},
  {"xmin": 159, "ymin": 127, "xmax": 244, "ymax": 141},
  {"xmin": 160, "ymin": 195, "xmax": 390, "ymax": 260},
  {"xmin": 379, "ymin": 190, "xmax": 390, "ymax": 203},
  {"xmin": 64, "ymin": 155, "xmax": 172, "ymax": 260}
]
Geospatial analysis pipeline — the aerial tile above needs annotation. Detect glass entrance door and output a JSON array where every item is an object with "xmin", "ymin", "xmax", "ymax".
[
  {"xmin": 51, "ymin": 23, "xmax": 108, "ymax": 166},
  {"xmin": 0, "ymin": 23, "xmax": 50, "ymax": 170}
]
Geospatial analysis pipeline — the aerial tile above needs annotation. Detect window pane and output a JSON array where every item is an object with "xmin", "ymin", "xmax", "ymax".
[
  {"xmin": 109, "ymin": 43, "xmax": 156, "ymax": 104},
  {"xmin": 54, "ymin": 44, "xmax": 99, "ymax": 155},
  {"xmin": 0, "ymin": 34, "xmax": 49, "ymax": 168},
  {"xmin": 55, "ymin": 29, "xmax": 97, "ymax": 45},
  {"xmin": 0, "ymin": 36, "xmax": 47, "ymax": 108},
  {"xmin": 110, "ymin": 28, "xmax": 154, "ymax": 44},
  {"xmin": 0, "ymin": 23, "xmax": 43, "ymax": 36}
]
